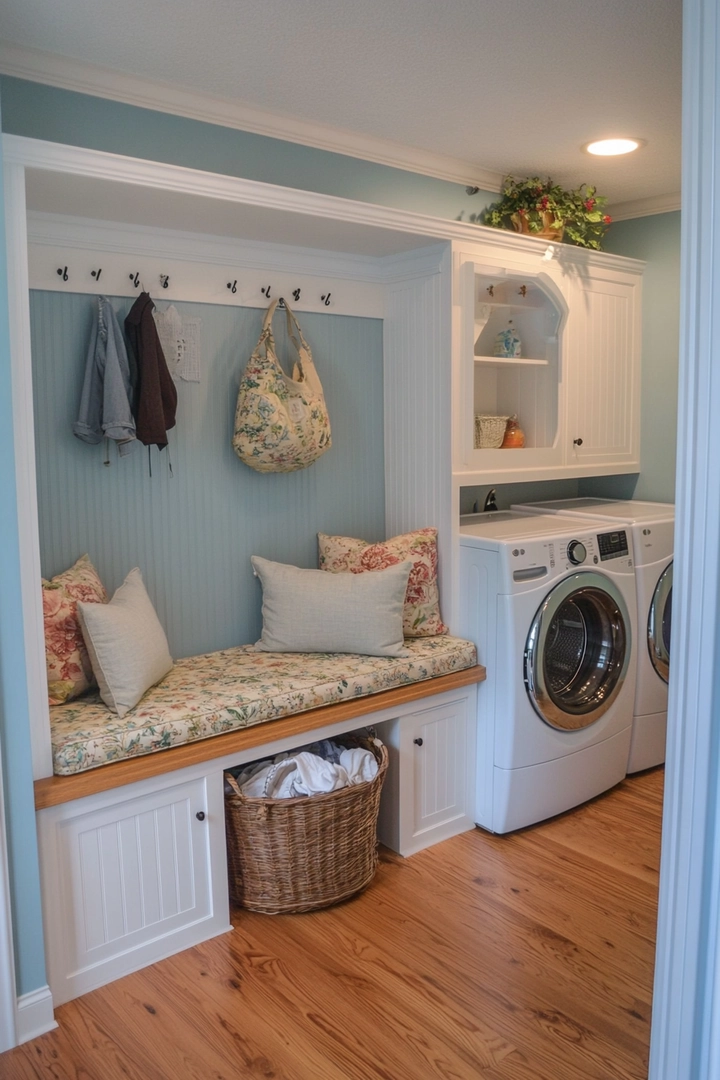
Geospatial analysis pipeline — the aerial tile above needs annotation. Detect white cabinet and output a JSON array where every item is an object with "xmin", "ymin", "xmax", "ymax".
[
  {"xmin": 37, "ymin": 767, "xmax": 232, "ymax": 1004},
  {"xmin": 451, "ymin": 236, "xmax": 643, "ymax": 486},
  {"xmin": 564, "ymin": 261, "xmax": 641, "ymax": 471},
  {"xmin": 376, "ymin": 688, "xmax": 477, "ymax": 857}
]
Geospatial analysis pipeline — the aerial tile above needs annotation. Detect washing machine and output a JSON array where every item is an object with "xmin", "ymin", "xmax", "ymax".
[
  {"xmin": 459, "ymin": 511, "xmax": 637, "ymax": 833},
  {"xmin": 510, "ymin": 498, "xmax": 674, "ymax": 772}
]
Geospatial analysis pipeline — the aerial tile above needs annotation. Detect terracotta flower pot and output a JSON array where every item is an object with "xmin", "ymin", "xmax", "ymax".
[{"xmin": 510, "ymin": 211, "xmax": 565, "ymax": 242}]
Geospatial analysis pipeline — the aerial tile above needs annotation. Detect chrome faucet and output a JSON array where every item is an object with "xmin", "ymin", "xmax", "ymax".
[{"xmin": 483, "ymin": 488, "xmax": 499, "ymax": 512}]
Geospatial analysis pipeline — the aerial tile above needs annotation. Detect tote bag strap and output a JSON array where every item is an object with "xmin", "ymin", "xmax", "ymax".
[{"xmin": 260, "ymin": 299, "xmax": 313, "ymax": 376}]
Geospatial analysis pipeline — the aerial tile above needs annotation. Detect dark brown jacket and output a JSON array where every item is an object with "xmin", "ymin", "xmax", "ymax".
[{"xmin": 124, "ymin": 292, "xmax": 177, "ymax": 449}]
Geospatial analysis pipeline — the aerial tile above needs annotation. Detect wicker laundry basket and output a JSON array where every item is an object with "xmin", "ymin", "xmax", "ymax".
[
  {"xmin": 475, "ymin": 414, "xmax": 510, "ymax": 449},
  {"xmin": 224, "ymin": 738, "xmax": 388, "ymax": 914}
]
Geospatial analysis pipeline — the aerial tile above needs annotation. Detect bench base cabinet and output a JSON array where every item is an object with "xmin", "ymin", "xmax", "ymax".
[
  {"xmin": 35, "ymin": 682, "xmax": 481, "ymax": 1005},
  {"xmin": 37, "ymin": 769, "xmax": 232, "ymax": 1006},
  {"xmin": 376, "ymin": 690, "xmax": 477, "ymax": 857}
]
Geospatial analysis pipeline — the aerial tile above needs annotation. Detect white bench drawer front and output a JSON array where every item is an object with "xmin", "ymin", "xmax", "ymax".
[{"xmin": 39, "ymin": 773, "xmax": 230, "ymax": 1004}]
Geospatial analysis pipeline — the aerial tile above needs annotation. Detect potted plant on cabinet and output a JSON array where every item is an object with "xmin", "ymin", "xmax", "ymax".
[{"xmin": 481, "ymin": 175, "xmax": 612, "ymax": 250}]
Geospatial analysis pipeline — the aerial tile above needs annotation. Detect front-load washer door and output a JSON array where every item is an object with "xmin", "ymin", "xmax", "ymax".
[
  {"xmin": 648, "ymin": 561, "xmax": 673, "ymax": 684},
  {"xmin": 524, "ymin": 571, "xmax": 631, "ymax": 730}
]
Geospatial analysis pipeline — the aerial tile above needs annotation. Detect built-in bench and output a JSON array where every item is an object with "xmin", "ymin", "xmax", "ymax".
[
  {"xmin": 34, "ymin": 638, "xmax": 485, "ymax": 1006},
  {"xmin": 35, "ymin": 636, "xmax": 483, "ymax": 807}
]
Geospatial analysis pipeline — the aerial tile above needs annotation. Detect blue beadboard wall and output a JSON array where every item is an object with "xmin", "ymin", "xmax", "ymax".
[{"xmin": 30, "ymin": 292, "xmax": 385, "ymax": 659}]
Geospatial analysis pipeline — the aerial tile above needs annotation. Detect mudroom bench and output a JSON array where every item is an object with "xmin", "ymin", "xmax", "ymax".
[{"xmin": 34, "ymin": 638, "xmax": 485, "ymax": 1006}]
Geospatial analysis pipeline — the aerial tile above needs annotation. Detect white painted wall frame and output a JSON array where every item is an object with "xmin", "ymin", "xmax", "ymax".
[{"xmin": 648, "ymin": 0, "xmax": 720, "ymax": 1077}]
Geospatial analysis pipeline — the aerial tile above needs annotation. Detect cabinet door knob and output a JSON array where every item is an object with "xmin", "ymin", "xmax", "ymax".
[
  {"xmin": 414, "ymin": 738, "xmax": 424, "ymax": 747},
  {"xmin": 573, "ymin": 437, "xmax": 584, "ymax": 446},
  {"xmin": 196, "ymin": 811, "xmax": 206, "ymax": 821}
]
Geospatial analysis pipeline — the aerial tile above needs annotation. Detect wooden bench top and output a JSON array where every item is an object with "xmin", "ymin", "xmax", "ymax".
[{"xmin": 35, "ymin": 664, "xmax": 485, "ymax": 810}]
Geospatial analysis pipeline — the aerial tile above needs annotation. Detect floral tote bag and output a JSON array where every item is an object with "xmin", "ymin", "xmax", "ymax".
[{"xmin": 232, "ymin": 300, "xmax": 332, "ymax": 473}]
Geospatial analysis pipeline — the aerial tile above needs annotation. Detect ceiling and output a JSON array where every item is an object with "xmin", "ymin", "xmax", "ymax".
[{"xmin": 0, "ymin": 0, "xmax": 683, "ymax": 216}]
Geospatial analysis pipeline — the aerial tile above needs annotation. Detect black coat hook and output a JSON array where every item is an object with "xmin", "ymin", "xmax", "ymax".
[
  {"xmin": 278, "ymin": 297, "xmax": 286, "ymax": 308},
  {"xmin": 292, "ymin": 288, "xmax": 301, "ymax": 302},
  {"xmin": 57, "ymin": 266, "xmax": 69, "ymax": 282},
  {"xmin": 321, "ymin": 292, "xmax": 331, "ymax": 306},
  {"xmin": 91, "ymin": 268, "xmax": 102, "ymax": 282},
  {"xmin": 129, "ymin": 272, "xmax": 140, "ymax": 288},
  {"xmin": 160, "ymin": 275, "xmax": 170, "ymax": 289},
  {"xmin": 227, "ymin": 280, "xmax": 237, "ymax": 294},
  {"xmin": 261, "ymin": 285, "xmax": 271, "ymax": 299}
]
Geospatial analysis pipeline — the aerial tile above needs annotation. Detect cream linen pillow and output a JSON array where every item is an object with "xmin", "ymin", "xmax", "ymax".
[
  {"xmin": 77, "ymin": 567, "xmax": 173, "ymax": 717},
  {"xmin": 251, "ymin": 555, "xmax": 411, "ymax": 656}
]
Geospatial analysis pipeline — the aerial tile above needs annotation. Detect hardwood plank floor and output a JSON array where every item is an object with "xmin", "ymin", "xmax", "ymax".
[{"xmin": 2, "ymin": 768, "xmax": 663, "ymax": 1080}]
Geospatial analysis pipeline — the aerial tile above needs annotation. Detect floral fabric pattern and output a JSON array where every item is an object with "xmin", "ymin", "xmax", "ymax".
[
  {"xmin": 317, "ymin": 528, "xmax": 448, "ymax": 637},
  {"xmin": 232, "ymin": 301, "xmax": 331, "ymax": 473},
  {"xmin": 50, "ymin": 636, "xmax": 477, "ymax": 775},
  {"xmin": 43, "ymin": 554, "xmax": 108, "ymax": 705}
]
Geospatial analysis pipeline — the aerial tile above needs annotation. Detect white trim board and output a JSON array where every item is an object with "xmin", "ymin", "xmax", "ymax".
[{"xmin": 15, "ymin": 987, "xmax": 57, "ymax": 1045}]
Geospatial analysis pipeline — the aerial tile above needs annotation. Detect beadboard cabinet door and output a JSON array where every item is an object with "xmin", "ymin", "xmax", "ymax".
[
  {"xmin": 563, "ymin": 264, "xmax": 642, "ymax": 472},
  {"xmin": 37, "ymin": 769, "xmax": 231, "ymax": 1004},
  {"xmin": 376, "ymin": 688, "xmax": 477, "ymax": 857}
]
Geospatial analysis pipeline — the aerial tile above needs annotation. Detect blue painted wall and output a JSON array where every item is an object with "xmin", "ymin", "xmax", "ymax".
[
  {"xmin": 31, "ymin": 292, "xmax": 385, "ymax": 658},
  {"xmin": 0, "ymin": 92, "xmax": 47, "ymax": 998}
]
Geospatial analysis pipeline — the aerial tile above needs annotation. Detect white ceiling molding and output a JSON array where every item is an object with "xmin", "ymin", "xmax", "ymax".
[
  {"xmin": 609, "ymin": 192, "xmax": 682, "ymax": 221},
  {"xmin": 0, "ymin": 42, "xmax": 503, "ymax": 192},
  {"xmin": 4, "ymin": 134, "xmax": 645, "ymax": 276}
]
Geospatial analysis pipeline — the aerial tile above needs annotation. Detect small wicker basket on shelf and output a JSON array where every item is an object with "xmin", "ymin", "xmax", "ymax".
[
  {"xmin": 475, "ymin": 414, "xmax": 510, "ymax": 449},
  {"xmin": 224, "ymin": 738, "xmax": 388, "ymax": 914}
]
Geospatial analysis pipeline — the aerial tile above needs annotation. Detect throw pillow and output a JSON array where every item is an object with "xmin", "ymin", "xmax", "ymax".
[
  {"xmin": 251, "ymin": 555, "xmax": 411, "ymax": 656},
  {"xmin": 42, "ymin": 553, "xmax": 108, "ymax": 705},
  {"xmin": 77, "ymin": 567, "xmax": 173, "ymax": 717},
  {"xmin": 317, "ymin": 528, "xmax": 448, "ymax": 637}
]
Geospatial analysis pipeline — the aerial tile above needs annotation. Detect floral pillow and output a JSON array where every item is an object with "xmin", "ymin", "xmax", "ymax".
[
  {"xmin": 42, "ymin": 554, "xmax": 108, "ymax": 705},
  {"xmin": 317, "ymin": 528, "xmax": 448, "ymax": 637}
]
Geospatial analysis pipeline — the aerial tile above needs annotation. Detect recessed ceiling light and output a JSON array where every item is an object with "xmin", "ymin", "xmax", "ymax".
[{"xmin": 584, "ymin": 138, "xmax": 644, "ymax": 156}]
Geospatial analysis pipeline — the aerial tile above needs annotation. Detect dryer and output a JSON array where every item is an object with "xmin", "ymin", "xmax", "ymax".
[
  {"xmin": 459, "ymin": 511, "xmax": 638, "ymax": 833},
  {"xmin": 510, "ymin": 498, "xmax": 674, "ymax": 772}
]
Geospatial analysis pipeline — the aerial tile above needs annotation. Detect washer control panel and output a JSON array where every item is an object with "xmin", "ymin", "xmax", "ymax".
[{"xmin": 597, "ymin": 529, "xmax": 630, "ymax": 561}]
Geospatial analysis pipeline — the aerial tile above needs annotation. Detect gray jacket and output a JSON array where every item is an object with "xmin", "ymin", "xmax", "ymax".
[{"xmin": 74, "ymin": 296, "xmax": 137, "ymax": 456}]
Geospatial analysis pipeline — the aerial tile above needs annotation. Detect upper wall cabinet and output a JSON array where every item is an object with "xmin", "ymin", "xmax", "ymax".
[{"xmin": 451, "ymin": 236, "xmax": 643, "ymax": 485}]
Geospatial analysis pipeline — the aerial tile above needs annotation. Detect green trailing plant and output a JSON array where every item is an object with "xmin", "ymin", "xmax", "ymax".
[{"xmin": 481, "ymin": 175, "xmax": 612, "ymax": 250}]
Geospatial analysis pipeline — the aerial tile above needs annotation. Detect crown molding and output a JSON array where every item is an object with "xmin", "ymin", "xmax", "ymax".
[
  {"xmin": 609, "ymin": 192, "xmax": 682, "ymax": 221},
  {"xmin": 0, "ymin": 42, "xmax": 502, "ymax": 192}
]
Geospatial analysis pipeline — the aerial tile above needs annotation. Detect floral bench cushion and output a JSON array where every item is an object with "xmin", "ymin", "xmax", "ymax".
[{"xmin": 50, "ymin": 636, "xmax": 478, "ymax": 775}]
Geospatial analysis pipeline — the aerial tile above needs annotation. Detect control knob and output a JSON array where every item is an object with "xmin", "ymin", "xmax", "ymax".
[{"xmin": 567, "ymin": 540, "xmax": 587, "ymax": 566}]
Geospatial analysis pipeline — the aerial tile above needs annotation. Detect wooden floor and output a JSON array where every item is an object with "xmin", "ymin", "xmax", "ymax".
[{"xmin": 3, "ymin": 768, "xmax": 663, "ymax": 1080}]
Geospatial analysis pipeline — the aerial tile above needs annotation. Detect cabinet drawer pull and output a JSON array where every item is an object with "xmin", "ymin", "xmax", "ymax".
[
  {"xmin": 573, "ymin": 437, "xmax": 584, "ymax": 446},
  {"xmin": 414, "ymin": 738, "xmax": 424, "ymax": 747},
  {"xmin": 196, "ymin": 811, "xmax": 206, "ymax": 821}
]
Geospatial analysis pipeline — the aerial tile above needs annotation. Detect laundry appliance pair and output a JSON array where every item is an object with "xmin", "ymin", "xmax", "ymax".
[
  {"xmin": 459, "ymin": 501, "xmax": 671, "ymax": 834},
  {"xmin": 511, "ymin": 498, "xmax": 674, "ymax": 776}
]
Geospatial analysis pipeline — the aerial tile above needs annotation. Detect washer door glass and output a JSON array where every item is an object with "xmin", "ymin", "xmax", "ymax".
[
  {"xmin": 648, "ymin": 561, "xmax": 673, "ymax": 684},
  {"xmin": 525, "ymin": 572, "xmax": 631, "ymax": 731}
]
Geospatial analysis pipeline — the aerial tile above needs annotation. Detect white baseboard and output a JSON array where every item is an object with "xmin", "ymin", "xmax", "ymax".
[{"xmin": 16, "ymin": 985, "xmax": 57, "ymax": 1044}]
